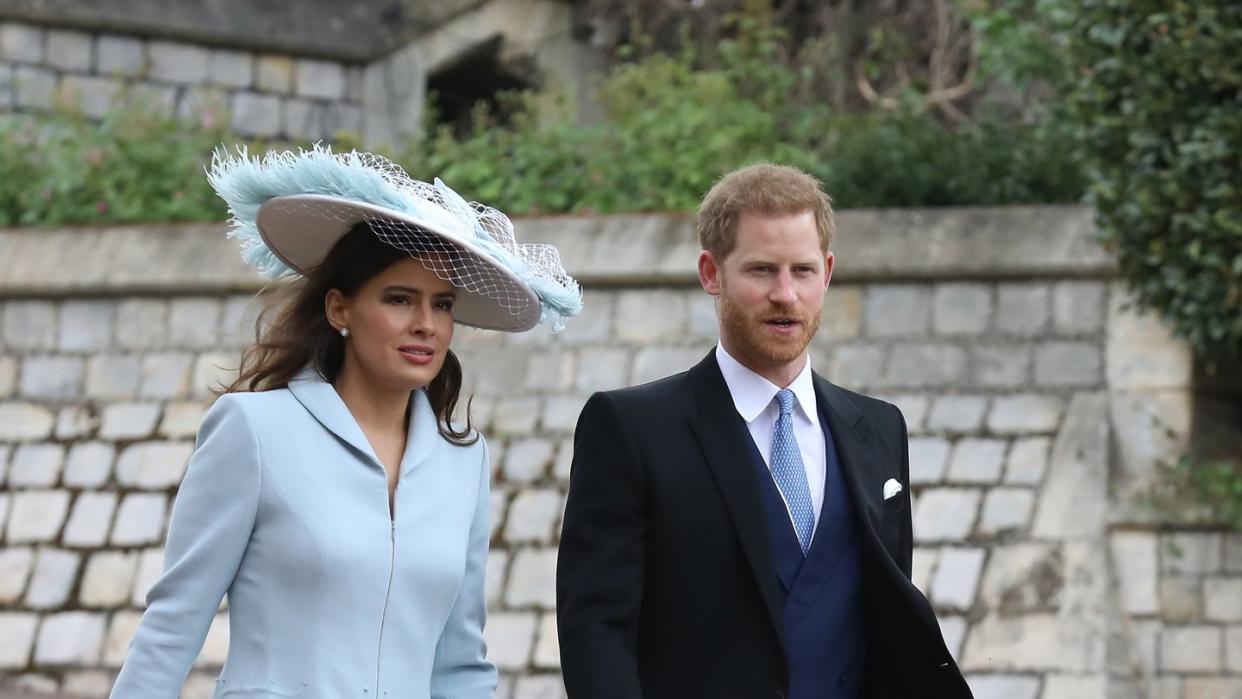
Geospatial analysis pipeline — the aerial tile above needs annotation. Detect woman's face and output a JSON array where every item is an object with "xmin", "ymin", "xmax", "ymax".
[{"xmin": 327, "ymin": 257, "xmax": 457, "ymax": 393}]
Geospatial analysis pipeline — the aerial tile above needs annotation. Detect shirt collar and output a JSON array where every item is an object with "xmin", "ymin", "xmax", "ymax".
[{"xmin": 715, "ymin": 343, "xmax": 818, "ymax": 426}]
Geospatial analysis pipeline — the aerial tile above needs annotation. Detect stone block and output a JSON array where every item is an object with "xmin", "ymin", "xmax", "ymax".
[
  {"xmin": 209, "ymin": 48, "xmax": 252, "ymax": 87},
  {"xmin": 1031, "ymin": 394, "xmax": 1109, "ymax": 540},
  {"xmin": 632, "ymin": 347, "xmax": 706, "ymax": 385},
  {"xmin": 1160, "ymin": 576, "xmax": 1201, "ymax": 623},
  {"xmin": 686, "ymin": 292, "xmax": 719, "ymax": 343},
  {"xmin": 231, "ymin": 91, "xmax": 282, "ymax": 137},
  {"xmin": 131, "ymin": 548, "xmax": 163, "ymax": 607},
  {"xmin": 45, "ymin": 29, "xmax": 92, "ymax": 71},
  {"xmin": 80, "ymin": 551, "xmax": 138, "ymax": 607},
  {"xmin": 825, "ymin": 344, "xmax": 885, "ymax": 390},
  {"xmin": 884, "ymin": 394, "xmax": 929, "ymax": 433},
  {"xmin": 56, "ymin": 405, "xmax": 98, "ymax": 439},
  {"xmin": 169, "ymin": 297, "xmax": 222, "ymax": 349},
  {"xmin": 8, "ymin": 442, "xmax": 64, "ymax": 487},
  {"xmin": 1228, "ymin": 534, "xmax": 1242, "ymax": 573},
  {"xmin": 178, "ymin": 85, "xmax": 229, "ymax": 127},
  {"xmin": 1160, "ymin": 626, "xmax": 1221, "ymax": 673},
  {"xmin": 64, "ymin": 441, "xmax": 115, "ymax": 487},
  {"xmin": 0, "ymin": 22, "xmax": 43, "ymax": 62},
  {"xmin": 296, "ymin": 58, "xmax": 345, "ymax": 99},
  {"xmin": 0, "ymin": 613, "xmax": 38, "ymax": 669},
  {"xmin": 0, "ymin": 548, "xmax": 33, "ymax": 605},
  {"xmin": 1110, "ymin": 390, "xmax": 1190, "ymax": 497},
  {"xmin": 969, "ymin": 344, "xmax": 1031, "ymax": 388},
  {"xmin": 1204, "ymin": 578, "xmax": 1242, "ymax": 622},
  {"xmin": 159, "ymin": 401, "xmax": 206, "ymax": 438},
  {"xmin": 1042, "ymin": 676, "xmax": 1107, "ymax": 699},
  {"xmin": 575, "ymin": 348, "xmax": 630, "ymax": 393},
  {"xmin": 865, "ymin": 284, "xmax": 932, "ymax": 338},
  {"xmin": 908, "ymin": 437, "xmax": 950, "ymax": 485},
  {"xmin": 1034, "ymin": 341, "xmax": 1103, "ymax": 387},
  {"xmin": 111, "ymin": 493, "xmax": 168, "ymax": 545},
  {"xmin": 503, "ymin": 439, "xmax": 556, "ymax": 484},
  {"xmin": 525, "ymin": 350, "xmax": 576, "ymax": 392},
  {"xmin": 195, "ymin": 612, "xmax": 229, "ymax": 667},
  {"xmin": 4, "ymin": 300, "xmax": 56, "ymax": 350},
  {"xmin": 484, "ymin": 612, "xmax": 537, "ymax": 670},
  {"xmin": 116, "ymin": 299, "xmax": 167, "ymax": 350},
  {"xmin": 552, "ymin": 290, "xmax": 614, "ymax": 346},
  {"xmin": 947, "ymin": 438, "xmax": 1006, "ymax": 484},
  {"xmin": 987, "ymin": 395, "xmax": 1063, "ymax": 434},
  {"xmin": 283, "ymin": 97, "xmax": 327, "ymax": 140},
  {"xmin": 552, "ymin": 438, "xmax": 573, "ymax": 482},
  {"xmin": 505, "ymin": 489, "xmax": 562, "ymax": 543},
  {"xmin": 911, "ymin": 548, "xmax": 936, "ymax": 594},
  {"xmin": 533, "ymin": 613, "xmax": 560, "ymax": 669},
  {"xmin": 141, "ymin": 352, "xmax": 193, "ymax": 399},
  {"xmin": 100, "ymin": 403, "xmax": 162, "ymax": 441},
  {"xmin": 933, "ymin": 283, "xmax": 992, "ymax": 336},
  {"xmin": 1183, "ymin": 679, "xmax": 1242, "ymax": 699},
  {"xmin": 978, "ymin": 543, "xmax": 1062, "ymax": 612},
  {"xmin": 104, "ymin": 610, "xmax": 142, "ymax": 667},
  {"xmin": 977, "ymin": 487, "xmax": 1034, "ymax": 536},
  {"xmin": 962, "ymin": 613, "xmax": 1101, "ymax": 672},
  {"xmin": 13, "ymin": 65, "xmax": 55, "ymax": 109},
  {"xmin": 927, "ymin": 395, "xmax": 988, "ymax": 433},
  {"xmin": 930, "ymin": 547, "xmax": 985, "ymax": 611},
  {"xmin": 130, "ymin": 83, "xmax": 180, "ymax": 116},
  {"xmin": 59, "ymin": 299, "xmax": 115, "ymax": 351},
  {"xmin": 996, "ymin": 283, "xmax": 1049, "ymax": 337},
  {"xmin": 86, "ymin": 354, "xmax": 142, "ymax": 399},
  {"xmin": 148, "ymin": 40, "xmax": 210, "ymax": 83},
  {"xmin": 0, "ymin": 356, "xmax": 15, "ymax": 397},
  {"xmin": 913, "ymin": 488, "xmax": 980, "ymax": 542},
  {"xmin": 25, "ymin": 548, "xmax": 79, "ymax": 609},
  {"xmin": 514, "ymin": 675, "xmax": 566, "ymax": 699},
  {"xmin": 507, "ymin": 548, "xmax": 558, "ymax": 607},
  {"xmin": 966, "ymin": 675, "xmax": 1039, "ymax": 699},
  {"xmin": 97, "ymin": 34, "xmax": 145, "ymax": 75},
  {"xmin": 939, "ymin": 615, "xmax": 967, "ymax": 661},
  {"xmin": 1106, "ymin": 285, "xmax": 1193, "ymax": 390},
  {"xmin": 1110, "ymin": 532, "xmax": 1159, "ymax": 615},
  {"xmin": 881, "ymin": 344, "xmax": 967, "ymax": 388},
  {"xmin": 192, "ymin": 352, "xmax": 239, "ymax": 397},
  {"xmin": 35, "ymin": 612, "xmax": 105, "ymax": 664},
  {"xmin": 1052, "ymin": 281, "xmax": 1106, "ymax": 335},
  {"xmin": 541, "ymin": 395, "xmax": 586, "ymax": 434},
  {"xmin": 220, "ymin": 294, "xmax": 259, "ymax": 345},
  {"xmin": 1227, "ymin": 626, "xmax": 1242, "ymax": 673},
  {"xmin": 616, "ymin": 290, "xmax": 686, "ymax": 343},
  {"xmin": 1004, "ymin": 437, "xmax": 1050, "ymax": 485},
  {"xmin": 7, "ymin": 490, "xmax": 69, "ymax": 544},
  {"xmin": 822, "ymin": 286, "xmax": 862, "ymax": 341},
  {"xmin": 61, "ymin": 671, "xmax": 115, "ymax": 697},
  {"xmin": 20, "ymin": 355, "xmax": 84, "ymax": 400},
  {"xmin": 0, "ymin": 402, "xmax": 54, "ymax": 441},
  {"xmin": 1163, "ymin": 533, "xmax": 1222, "ymax": 575},
  {"xmin": 255, "ymin": 53, "xmax": 294, "ymax": 93},
  {"xmin": 458, "ymin": 345, "xmax": 530, "ymax": 397},
  {"xmin": 485, "ymin": 550, "xmax": 508, "ymax": 605},
  {"xmin": 63, "ymin": 492, "xmax": 119, "ymax": 548}
]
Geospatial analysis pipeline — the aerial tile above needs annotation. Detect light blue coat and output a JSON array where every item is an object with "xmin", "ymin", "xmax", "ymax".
[{"xmin": 110, "ymin": 369, "xmax": 497, "ymax": 698}]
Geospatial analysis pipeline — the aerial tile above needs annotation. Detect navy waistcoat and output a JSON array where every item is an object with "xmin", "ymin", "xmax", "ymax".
[{"xmin": 746, "ymin": 405, "xmax": 866, "ymax": 699}]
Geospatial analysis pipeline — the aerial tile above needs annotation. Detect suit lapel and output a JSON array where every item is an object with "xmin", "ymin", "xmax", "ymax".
[
  {"xmin": 813, "ymin": 374, "xmax": 883, "ymax": 540},
  {"xmin": 687, "ymin": 353, "xmax": 786, "ymax": 651}
]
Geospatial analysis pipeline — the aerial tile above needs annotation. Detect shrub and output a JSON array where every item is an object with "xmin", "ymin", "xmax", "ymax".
[{"xmin": 1064, "ymin": 0, "xmax": 1242, "ymax": 359}]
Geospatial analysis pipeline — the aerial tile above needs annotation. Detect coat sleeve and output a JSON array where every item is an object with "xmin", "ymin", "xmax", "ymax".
[
  {"xmin": 429, "ymin": 435, "xmax": 499, "ymax": 698},
  {"xmin": 109, "ymin": 394, "xmax": 261, "ymax": 698},
  {"xmin": 556, "ymin": 392, "xmax": 646, "ymax": 699}
]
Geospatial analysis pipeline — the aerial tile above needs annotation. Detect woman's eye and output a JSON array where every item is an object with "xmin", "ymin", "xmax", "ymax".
[
  {"xmin": 386, "ymin": 295, "xmax": 410, "ymax": 305},
  {"xmin": 436, "ymin": 300, "xmax": 455, "ymax": 312}
]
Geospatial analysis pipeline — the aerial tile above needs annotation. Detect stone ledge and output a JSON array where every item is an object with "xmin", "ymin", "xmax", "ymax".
[{"xmin": 0, "ymin": 206, "xmax": 1110, "ymax": 296}]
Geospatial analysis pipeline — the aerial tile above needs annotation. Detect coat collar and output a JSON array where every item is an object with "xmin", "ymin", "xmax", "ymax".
[
  {"xmin": 286, "ymin": 367, "xmax": 440, "ymax": 475},
  {"xmin": 686, "ymin": 350, "xmax": 884, "ymax": 650}
]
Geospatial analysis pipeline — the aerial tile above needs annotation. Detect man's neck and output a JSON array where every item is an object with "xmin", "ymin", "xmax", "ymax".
[{"xmin": 718, "ymin": 340, "xmax": 807, "ymax": 389}]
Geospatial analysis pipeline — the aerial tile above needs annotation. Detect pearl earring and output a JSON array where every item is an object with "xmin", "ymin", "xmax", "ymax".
[{"xmin": 339, "ymin": 327, "xmax": 350, "ymax": 338}]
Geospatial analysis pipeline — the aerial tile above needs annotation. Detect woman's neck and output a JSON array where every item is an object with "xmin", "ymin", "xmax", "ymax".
[{"xmin": 333, "ymin": 363, "xmax": 411, "ymax": 435}]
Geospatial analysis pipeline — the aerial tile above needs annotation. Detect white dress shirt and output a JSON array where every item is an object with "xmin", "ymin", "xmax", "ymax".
[{"xmin": 716, "ymin": 344, "xmax": 825, "ymax": 538}]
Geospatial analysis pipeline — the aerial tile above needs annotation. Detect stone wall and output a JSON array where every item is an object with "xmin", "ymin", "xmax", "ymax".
[{"xmin": 0, "ymin": 208, "xmax": 1239, "ymax": 698}]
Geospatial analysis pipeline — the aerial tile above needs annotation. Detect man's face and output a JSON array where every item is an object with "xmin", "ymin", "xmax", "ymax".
[{"xmin": 699, "ymin": 210, "xmax": 833, "ymax": 383}]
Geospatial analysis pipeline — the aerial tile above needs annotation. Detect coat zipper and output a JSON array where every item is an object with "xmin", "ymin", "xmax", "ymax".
[{"xmin": 375, "ymin": 481, "xmax": 398, "ymax": 696}]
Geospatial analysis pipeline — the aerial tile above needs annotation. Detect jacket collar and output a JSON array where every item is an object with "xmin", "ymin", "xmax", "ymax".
[{"xmin": 286, "ymin": 367, "xmax": 440, "ymax": 475}]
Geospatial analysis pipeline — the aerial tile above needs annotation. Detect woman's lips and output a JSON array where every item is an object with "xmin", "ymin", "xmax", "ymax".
[{"xmin": 398, "ymin": 345, "xmax": 435, "ymax": 365}]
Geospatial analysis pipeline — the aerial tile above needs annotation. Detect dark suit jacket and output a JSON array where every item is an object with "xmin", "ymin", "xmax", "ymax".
[{"xmin": 556, "ymin": 352, "xmax": 972, "ymax": 698}]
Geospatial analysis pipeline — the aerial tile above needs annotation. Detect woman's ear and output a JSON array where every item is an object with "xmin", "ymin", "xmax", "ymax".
[{"xmin": 324, "ymin": 289, "xmax": 349, "ymax": 332}]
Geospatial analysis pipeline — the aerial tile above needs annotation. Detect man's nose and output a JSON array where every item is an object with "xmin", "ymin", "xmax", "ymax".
[{"xmin": 770, "ymin": 270, "xmax": 797, "ymax": 304}]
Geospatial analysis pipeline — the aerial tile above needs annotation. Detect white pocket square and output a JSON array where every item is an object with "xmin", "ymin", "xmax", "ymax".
[{"xmin": 883, "ymin": 478, "xmax": 903, "ymax": 500}]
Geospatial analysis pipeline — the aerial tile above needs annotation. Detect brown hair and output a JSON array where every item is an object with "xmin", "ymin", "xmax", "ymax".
[
  {"xmin": 222, "ymin": 221, "xmax": 476, "ymax": 446},
  {"xmin": 696, "ymin": 163, "xmax": 835, "ymax": 260}
]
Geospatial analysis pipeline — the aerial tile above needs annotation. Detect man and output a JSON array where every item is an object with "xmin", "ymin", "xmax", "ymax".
[{"xmin": 556, "ymin": 164, "xmax": 972, "ymax": 699}]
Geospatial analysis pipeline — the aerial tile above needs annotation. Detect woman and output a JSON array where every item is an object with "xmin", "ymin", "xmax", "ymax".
[{"xmin": 110, "ymin": 147, "xmax": 581, "ymax": 698}]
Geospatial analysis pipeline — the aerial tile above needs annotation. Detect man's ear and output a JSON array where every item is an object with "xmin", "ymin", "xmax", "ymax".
[
  {"xmin": 823, "ymin": 251, "xmax": 835, "ymax": 289},
  {"xmin": 698, "ymin": 251, "xmax": 722, "ymax": 296},
  {"xmin": 324, "ymin": 289, "xmax": 349, "ymax": 332}
]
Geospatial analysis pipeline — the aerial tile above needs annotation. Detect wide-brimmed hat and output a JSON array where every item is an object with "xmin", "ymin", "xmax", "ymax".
[{"xmin": 207, "ymin": 146, "xmax": 581, "ymax": 332}]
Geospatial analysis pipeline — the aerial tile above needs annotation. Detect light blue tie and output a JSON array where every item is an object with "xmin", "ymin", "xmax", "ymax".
[{"xmin": 771, "ymin": 389, "xmax": 815, "ymax": 555}]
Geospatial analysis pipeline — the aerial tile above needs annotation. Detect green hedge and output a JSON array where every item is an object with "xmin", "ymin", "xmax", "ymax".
[{"xmin": 1065, "ymin": 0, "xmax": 1242, "ymax": 359}]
